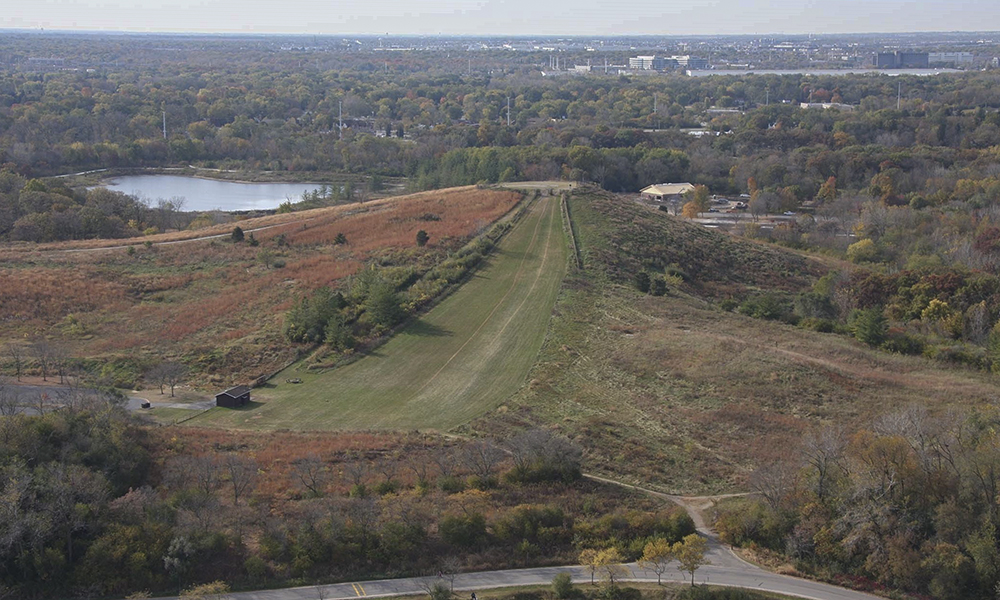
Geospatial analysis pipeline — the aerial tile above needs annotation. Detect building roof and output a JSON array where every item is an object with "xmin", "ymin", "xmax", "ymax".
[
  {"xmin": 217, "ymin": 385, "xmax": 251, "ymax": 398},
  {"xmin": 640, "ymin": 183, "xmax": 696, "ymax": 196}
]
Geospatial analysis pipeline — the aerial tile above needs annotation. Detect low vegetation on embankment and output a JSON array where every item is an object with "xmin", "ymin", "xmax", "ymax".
[
  {"xmin": 465, "ymin": 189, "xmax": 1000, "ymax": 496},
  {"xmin": 0, "ymin": 186, "xmax": 520, "ymax": 388}
]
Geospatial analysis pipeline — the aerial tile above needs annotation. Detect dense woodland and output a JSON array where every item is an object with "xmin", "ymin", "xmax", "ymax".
[
  {"xmin": 0, "ymin": 398, "xmax": 694, "ymax": 599},
  {"xmin": 716, "ymin": 404, "xmax": 1000, "ymax": 600}
]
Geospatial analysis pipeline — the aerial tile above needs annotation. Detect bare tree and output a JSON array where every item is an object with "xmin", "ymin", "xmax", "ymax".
[
  {"xmin": 344, "ymin": 453, "xmax": 371, "ymax": 488},
  {"xmin": 374, "ymin": 453, "xmax": 398, "ymax": 485},
  {"xmin": 49, "ymin": 344, "xmax": 71, "ymax": 386},
  {"xmin": 223, "ymin": 454, "xmax": 259, "ymax": 506},
  {"xmin": 145, "ymin": 363, "xmax": 169, "ymax": 395},
  {"xmin": 431, "ymin": 447, "xmax": 457, "ymax": 479},
  {"xmin": 506, "ymin": 428, "xmax": 582, "ymax": 480},
  {"xmin": 345, "ymin": 496, "xmax": 380, "ymax": 551},
  {"xmin": 802, "ymin": 427, "xmax": 847, "ymax": 501},
  {"xmin": 190, "ymin": 455, "xmax": 221, "ymax": 496},
  {"xmin": 750, "ymin": 459, "xmax": 798, "ymax": 511},
  {"xmin": 7, "ymin": 344, "xmax": 23, "ymax": 382},
  {"xmin": 32, "ymin": 391, "xmax": 49, "ymax": 415},
  {"xmin": 439, "ymin": 556, "xmax": 462, "ymax": 591},
  {"xmin": 461, "ymin": 438, "xmax": 505, "ymax": 481},
  {"xmin": 292, "ymin": 454, "xmax": 329, "ymax": 497},
  {"xmin": 0, "ymin": 380, "xmax": 17, "ymax": 417},
  {"xmin": 160, "ymin": 362, "xmax": 188, "ymax": 397},
  {"xmin": 406, "ymin": 453, "xmax": 431, "ymax": 488},
  {"xmin": 30, "ymin": 340, "xmax": 53, "ymax": 382}
]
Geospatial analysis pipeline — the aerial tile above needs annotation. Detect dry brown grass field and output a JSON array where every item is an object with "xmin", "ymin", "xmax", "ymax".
[
  {"xmin": 462, "ymin": 189, "xmax": 1000, "ymax": 494},
  {"xmin": 0, "ymin": 187, "xmax": 520, "ymax": 384}
]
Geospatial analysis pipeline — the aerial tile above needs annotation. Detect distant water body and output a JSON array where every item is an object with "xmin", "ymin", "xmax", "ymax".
[
  {"xmin": 687, "ymin": 68, "xmax": 963, "ymax": 77},
  {"xmin": 97, "ymin": 175, "xmax": 323, "ymax": 212}
]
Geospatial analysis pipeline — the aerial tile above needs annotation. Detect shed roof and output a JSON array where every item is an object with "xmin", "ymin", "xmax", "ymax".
[
  {"xmin": 640, "ymin": 183, "xmax": 695, "ymax": 196},
  {"xmin": 217, "ymin": 385, "xmax": 251, "ymax": 398}
]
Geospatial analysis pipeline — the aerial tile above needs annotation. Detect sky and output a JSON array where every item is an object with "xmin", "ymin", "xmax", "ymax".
[{"xmin": 3, "ymin": 0, "xmax": 1000, "ymax": 36}]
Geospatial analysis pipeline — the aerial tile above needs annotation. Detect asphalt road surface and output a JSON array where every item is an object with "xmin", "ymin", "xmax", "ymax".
[{"xmin": 213, "ymin": 561, "xmax": 878, "ymax": 600}]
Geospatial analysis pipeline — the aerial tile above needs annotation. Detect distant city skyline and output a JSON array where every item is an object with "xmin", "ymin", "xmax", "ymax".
[{"xmin": 3, "ymin": 0, "xmax": 1000, "ymax": 36}]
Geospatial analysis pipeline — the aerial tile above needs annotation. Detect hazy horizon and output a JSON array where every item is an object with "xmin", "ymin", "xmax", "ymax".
[{"xmin": 4, "ymin": 0, "xmax": 1000, "ymax": 37}]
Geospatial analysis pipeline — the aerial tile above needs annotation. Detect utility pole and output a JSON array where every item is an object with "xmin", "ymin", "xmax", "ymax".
[
  {"xmin": 162, "ymin": 105, "xmax": 167, "ymax": 140},
  {"xmin": 897, "ymin": 81, "xmax": 902, "ymax": 110},
  {"xmin": 765, "ymin": 89, "xmax": 769, "ymax": 106},
  {"xmin": 338, "ymin": 101, "xmax": 343, "ymax": 140},
  {"xmin": 506, "ymin": 96, "xmax": 511, "ymax": 127}
]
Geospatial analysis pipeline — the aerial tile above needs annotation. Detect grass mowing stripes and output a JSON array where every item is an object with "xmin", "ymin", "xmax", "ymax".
[{"xmin": 191, "ymin": 195, "xmax": 568, "ymax": 431}]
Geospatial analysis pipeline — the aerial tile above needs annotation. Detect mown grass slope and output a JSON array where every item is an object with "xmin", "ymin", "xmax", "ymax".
[
  {"xmin": 464, "ymin": 188, "xmax": 1000, "ymax": 494},
  {"xmin": 191, "ymin": 194, "xmax": 568, "ymax": 430}
]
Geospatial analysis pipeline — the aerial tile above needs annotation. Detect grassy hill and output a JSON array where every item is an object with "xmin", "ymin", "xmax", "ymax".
[
  {"xmin": 191, "ymin": 193, "xmax": 568, "ymax": 430},
  {"xmin": 463, "ymin": 188, "xmax": 1000, "ymax": 494}
]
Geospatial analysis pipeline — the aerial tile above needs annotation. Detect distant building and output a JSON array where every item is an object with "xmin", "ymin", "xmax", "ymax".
[
  {"xmin": 800, "ymin": 102, "xmax": 855, "ymax": 111},
  {"xmin": 215, "ymin": 385, "xmax": 251, "ymax": 408},
  {"xmin": 671, "ymin": 55, "xmax": 709, "ymax": 69},
  {"xmin": 929, "ymin": 51, "xmax": 974, "ymax": 65},
  {"xmin": 875, "ymin": 51, "xmax": 929, "ymax": 68},
  {"xmin": 640, "ymin": 182, "xmax": 696, "ymax": 202},
  {"xmin": 629, "ymin": 55, "xmax": 669, "ymax": 70}
]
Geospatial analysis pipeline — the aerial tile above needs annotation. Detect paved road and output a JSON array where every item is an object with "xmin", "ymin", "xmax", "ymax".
[
  {"xmin": 206, "ymin": 472, "xmax": 877, "ymax": 600},
  {"xmin": 213, "ymin": 561, "xmax": 877, "ymax": 600}
]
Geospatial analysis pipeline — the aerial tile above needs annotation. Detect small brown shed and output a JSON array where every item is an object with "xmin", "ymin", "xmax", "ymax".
[{"xmin": 215, "ymin": 385, "xmax": 251, "ymax": 408}]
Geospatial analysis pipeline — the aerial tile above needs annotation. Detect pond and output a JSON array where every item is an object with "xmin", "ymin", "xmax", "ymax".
[{"xmin": 97, "ymin": 175, "xmax": 324, "ymax": 212}]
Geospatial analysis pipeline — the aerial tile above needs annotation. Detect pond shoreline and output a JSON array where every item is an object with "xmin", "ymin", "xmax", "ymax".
[{"xmin": 49, "ymin": 165, "xmax": 401, "ymax": 187}]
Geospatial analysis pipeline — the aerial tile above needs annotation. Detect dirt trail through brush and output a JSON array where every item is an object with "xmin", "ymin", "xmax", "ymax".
[{"xmin": 582, "ymin": 473, "xmax": 752, "ymax": 569}]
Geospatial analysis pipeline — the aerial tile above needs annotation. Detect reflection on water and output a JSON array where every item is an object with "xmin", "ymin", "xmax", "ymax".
[{"xmin": 97, "ymin": 175, "xmax": 323, "ymax": 212}]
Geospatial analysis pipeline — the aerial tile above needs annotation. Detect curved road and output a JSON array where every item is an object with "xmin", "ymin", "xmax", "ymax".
[
  {"xmin": 218, "ymin": 561, "xmax": 877, "ymax": 600},
  {"xmin": 208, "ymin": 475, "xmax": 876, "ymax": 600}
]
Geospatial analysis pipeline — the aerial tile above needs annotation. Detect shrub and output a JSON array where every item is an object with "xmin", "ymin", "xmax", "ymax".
[
  {"xmin": 373, "ymin": 480, "xmax": 400, "ymax": 495},
  {"xmin": 650, "ymin": 278, "xmax": 667, "ymax": 296},
  {"xmin": 676, "ymin": 588, "xmax": 773, "ymax": 600},
  {"xmin": 798, "ymin": 317, "xmax": 836, "ymax": 333},
  {"xmin": 439, "ymin": 513, "xmax": 487, "ymax": 548},
  {"xmin": 244, "ymin": 555, "xmax": 268, "ymax": 581},
  {"xmin": 795, "ymin": 291, "xmax": 836, "ymax": 320},
  {"xmin": 738, "ymin": 293, "xmax": 787, "ymax": 320},
  {"xmin": 595, "ymin": 587, "xmax": 641, "ymax": 600},
  {"xmin": 846, "ymin": 238, "xmax": 878, "ymax": 263},
  {"xmin": 416, "ymin": 230, "xmax": 430, "ymax": 246},
  {"xmin": 438, "ymin": 476, "xmax": 466, "ymax": 494},
  {"xmin": 852, "ymin": 308, "xmax": 888, "ymax": 347},
  {"xmin": 231, "ymin": 226, "xmax": 244, "ymax": 242},
  {"xmin": 719, "ymin": 298, "xmax": 738, "ymax": 312},
  {"xmin": 634, "ymin": 272, "xmax": 651, "ymax": 293},
  {"xmin": 426, "ymin": 583, "xmax": 452, "ymax": 600},
  {"xmin": 881, "ymin": 331, "xmax": 926, "ymax": 355},
  {"xmin": 552, "ymin": 572, "xmax": 575, "ymax": 599}
]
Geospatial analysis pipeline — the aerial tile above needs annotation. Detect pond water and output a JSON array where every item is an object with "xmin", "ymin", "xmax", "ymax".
[{"xmin": 97, "ymin": 175, "xmax": 323, "ymax": 212}]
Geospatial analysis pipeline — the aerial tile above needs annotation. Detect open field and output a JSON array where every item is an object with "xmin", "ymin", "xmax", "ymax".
[
  {"xmin": 190, "ymin": 194, "xmax": 568, "ymax": 431},
  {"xmin": 465, "ymin": 189, "xmax": 1000, "ymax": 494},
  {"xmin": 0, "ymin": 187, "xmax": 520, "ymax": 384}
]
